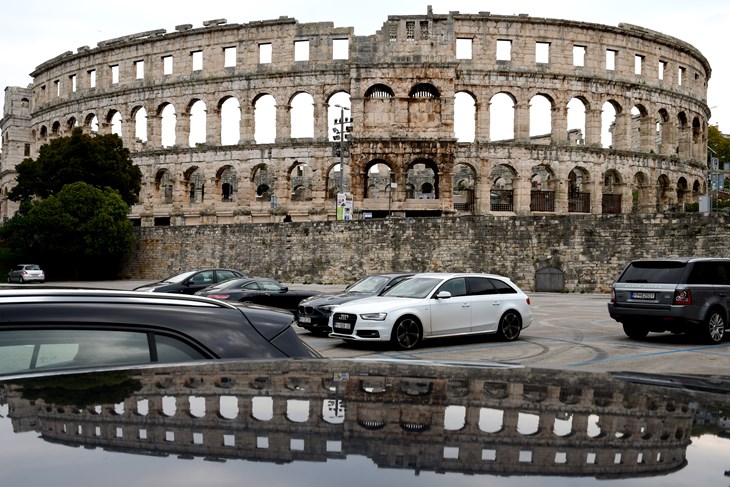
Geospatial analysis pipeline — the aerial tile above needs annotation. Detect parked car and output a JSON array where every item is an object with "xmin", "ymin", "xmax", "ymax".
[
  {"xmin": 0, "ymin": 288, "xmax": 319, "ymax": 376},
  {"xmin": 607, "ymin": 257, "xmax": 729, "ymax": 343},
  {"xmin": 133, "ymin": 268, "xmax": 245, "ymax": 294},
  {"xmin": 297, "ymin": 273, "xmax": 414, "ymax": 334},
  {"xmin": 6, "ymin": 264, "xmax": 45, "ymax": 283},
  {"xmin": 195, "ymin": 277, "xmax": 320, "ymax": 312},
  {"xmin": 329, "ymin": 272, "xmax": 532, "ymax": 349}
]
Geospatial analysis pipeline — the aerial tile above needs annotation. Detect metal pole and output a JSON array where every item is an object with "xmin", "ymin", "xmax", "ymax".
[{"xmin": 339, "ymin": 106, "xmax": 344, "ymax": 194}]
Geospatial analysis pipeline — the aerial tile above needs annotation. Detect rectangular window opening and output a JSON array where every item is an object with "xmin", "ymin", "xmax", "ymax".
[
  {"xmin": 406, "ymin": 21, "xmax": 415, "ymax": 41},
  {"xmin": 332, "ymin": 39, "xmax": 349, "ymax": 60},
  {"xmin": 135, "ymin": 60, "xmax": 144, "ymax": 79},
  {"xmin": 294, "ymin": 40, "xmax": 309, "ymax": 61},
  {"xmin": 163, "ymin": 55, "xmax": 173, "ymax": 75},
  {"xmin": 192, "ymin": 51, "xmax": 203, "ymax": 71},
  {"xmin": 635, "ymin": 54, "xmax": 644, "ymax": 75},
  {"xmin": 259, "ymin": 43, "xmax": 272, "ymax": 64},
  {"xmin": 456, "ymin": 38, "xmax": 473, "ymax": 60},
  {"xmin": 111, "ymin": 65, "xmax": 119, "ymax": 84},
  {"xmin": 606, "ymin": 49, "xmax": 617, "ymax": 71},
  {"xmin": 496, "ymin": 40, "xmax": 512, "ymax": 61},
  {"xmin": 573, "ymin": 45, "xmax": 586, "ymax": 67},
  {"xmin": 224, "ymin": 47, "xmax": 236, "ymax": 67},
  {"xmin": 420, "ymin": 21, "xmax": 429, "ymax": 40},
  {"xmin": 54, "ymin": 80, "xmax": 60, "ymax": 97},
  {"xmin": 536, "ymin": 42, "xmax": 550, "ymax": 64},
  {"xmin": 70, "ymin": 74, "xmax": 77, "ymax": 93},
  {"xmin": 89, "ymin": 69, "xmax": 96, "ymax": 88},
  {"xmin": 388, "ymin": 22, "xmax": 397, "ymax": 41},
  {"xmin": 658, "ymin": 61, "xmax": 667, "ymax": 80},
  {"xmin": 678, "ymin": 66, "xmax": 685, "ymax": 86}
]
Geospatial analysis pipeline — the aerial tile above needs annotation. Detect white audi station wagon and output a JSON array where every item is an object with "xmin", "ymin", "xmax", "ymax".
[{"xmin": 329, "ymin": 272, "xmax": 532, "ymax": 350}]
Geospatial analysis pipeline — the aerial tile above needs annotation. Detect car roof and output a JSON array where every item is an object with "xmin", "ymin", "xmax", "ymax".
[
  {"xmin": 409, "ymin": 272, "xmax": 512, "ymax": 280},
  {"xmin": 628, "ymin": 257, "xmax": 730, "ymax": 264}
]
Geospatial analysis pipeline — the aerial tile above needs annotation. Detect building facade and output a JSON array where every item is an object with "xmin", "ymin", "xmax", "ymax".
[{"xmin": 0, "ymin": 8, "xmax": 711, "ymax": 225}]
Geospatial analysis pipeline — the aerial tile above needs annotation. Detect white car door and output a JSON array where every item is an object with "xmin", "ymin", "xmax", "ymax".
[
  {"xmin": 428, "ymin": 277, "xmax": 471, "ymax": 336},
  {"xmin": 468, "ymin": 277, "xmax": 502, "ymax": 333}
]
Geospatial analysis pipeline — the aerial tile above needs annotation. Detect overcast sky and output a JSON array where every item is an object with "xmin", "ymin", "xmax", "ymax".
[{"xmin": 1, "ymin": 0, "xmax": 728, "ymax": 132}]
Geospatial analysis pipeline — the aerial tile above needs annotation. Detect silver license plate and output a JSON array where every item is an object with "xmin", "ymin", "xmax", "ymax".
[
  {"xmin": 298, "ymin": 316, "xmax": 311, "ymax": 323},
  {"xmin": 333, "ymin": 322, "xmax": 351, "ymax": 331},
  {"xmin": 630, "ymin": 292, "xmax": 655, "ymax": 300}
]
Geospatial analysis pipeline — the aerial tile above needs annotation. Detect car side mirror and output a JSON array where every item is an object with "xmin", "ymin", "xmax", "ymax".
[
  {"xmin": 280, "ymin": 286, "xmax": 289, "ymax": 292},
  {"xmin": 436, "ymin": 291, "xmax": 452, "ymax": 299}
]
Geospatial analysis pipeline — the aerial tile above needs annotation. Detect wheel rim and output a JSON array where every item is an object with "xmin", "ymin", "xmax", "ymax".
[
  {"xmin": 394, "ymin": 318, "xmax": 420, "ymax": 349},
  {"xmin": 500, "ymin": 312, "xmax": 522, "ymax": 340},
  {"xmin": 708, "ymin": 313, "xmax": 725, "ymax": 342}
]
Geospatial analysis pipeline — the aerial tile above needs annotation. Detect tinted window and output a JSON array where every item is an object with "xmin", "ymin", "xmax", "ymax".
[
  {"xmin": 0, "ymin": 329, "xmax": 151, "ymax": 374},
  {"xmin": 155, "ymin": 335, "xmax": 207, "ymax": 362},
  {"xmin": 190, "ymin": 271, "xmax": 215, "ymax": 285},
  {"xmin": 687, "ymin": 261, "xmax": 730, "ymax": 285},
  {"xmin": 217, "ymin": 270, "xmax": 238, "ymax": 281},
  {"xmin": 489, "ymin": 278, "xmax": 517, "ymax": 294},
  {"xmin": 467, "ymin": 277, "xmax": 496, "ymax": 295},
  {"xmin": 619, "ymin": 261, "xmax": 687, "ymax": 283},
  {"xmin": 259, "ymin": 281, "xmax": 284, "ymax": 291},
  {"xmin": 436, "ymin": 278, "xmax": 467, "ymax": 297}
]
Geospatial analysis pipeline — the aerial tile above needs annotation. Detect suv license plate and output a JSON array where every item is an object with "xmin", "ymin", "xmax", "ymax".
[
  {"xmin": 333, "ymin": 322, "xmax": 352, "ymax": 331},
  {"xmin": 298, "ymin": 316, "xmax": 311, "ymax": 323},
  {"xmin": 630, "ymin": 292, "xmax": 656, "ymax": 300}
]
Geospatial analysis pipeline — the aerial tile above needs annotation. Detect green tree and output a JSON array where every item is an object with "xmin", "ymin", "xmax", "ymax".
[
  {"xmin": 708, "ymin": 125, "xmax": 730, "ymax": 168},
  {"xmin": 1, "ymin": 182, "xmax": 135, "ymax": 279},
  {"xmin": 9, "ymin": 127, "xmax": 142, "ymax": 206}
]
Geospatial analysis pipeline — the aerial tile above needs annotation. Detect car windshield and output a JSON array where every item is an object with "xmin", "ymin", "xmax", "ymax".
[
  {"xmin": 205, "ymin": 278, "xmax": 247, "ymax": 291},
  {"xmin": 382, "ymin": 277, "xmax": 441, "ymax": 299},
  {"xmin": 619, "ymin": 261, "xmax": 687, "ymax": 283},
  {"xmin": 162, "ymin": 271, "xmax": 196, "ymax": 283},
  {"xmin": 346, "ymin": 275, "xmax": 389, "ymax": 293}
]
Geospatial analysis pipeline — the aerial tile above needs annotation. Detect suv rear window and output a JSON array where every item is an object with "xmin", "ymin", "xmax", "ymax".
[{"xmin": 618, "ymin": 261, "xmax": 687, "ymax": 284}]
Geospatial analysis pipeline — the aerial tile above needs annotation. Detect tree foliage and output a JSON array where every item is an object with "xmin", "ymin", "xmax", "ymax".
[
  {"xmin": 9, "ymin": 127, "xmax": 142, "ymax": 206},
  {"xmin": 708, "ymin": 125, "xmax": 730, "ymax": 167},
  {"xmin": 0, "ymin": 182, "xmax": 135, "ymax": 278}
]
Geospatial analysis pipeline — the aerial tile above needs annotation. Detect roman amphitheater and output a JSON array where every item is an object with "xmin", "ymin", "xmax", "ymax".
[{"xmin": 0, "ymin": 7, "xmax": 711, "ymax": 225}]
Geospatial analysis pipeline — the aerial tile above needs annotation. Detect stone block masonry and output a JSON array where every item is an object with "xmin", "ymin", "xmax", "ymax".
[{"xmin": 122, "ymin": 213, "xmax": 730, "ymax": 293}]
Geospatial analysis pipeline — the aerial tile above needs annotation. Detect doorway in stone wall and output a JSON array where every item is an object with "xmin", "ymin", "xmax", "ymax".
[{"xmin": 535, "ymin": 267, "xmax": 565, "ymax": 292}]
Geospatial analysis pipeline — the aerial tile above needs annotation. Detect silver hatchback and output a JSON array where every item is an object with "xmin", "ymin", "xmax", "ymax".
[{"xmin": 6, "ymin": 264, "xmax": 45, "ymax": 283}]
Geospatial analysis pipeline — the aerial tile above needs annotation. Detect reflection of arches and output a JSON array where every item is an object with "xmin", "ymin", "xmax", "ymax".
[{"xmin": 535, "ymin": 267, "xmax": 565, "ymax": 292}]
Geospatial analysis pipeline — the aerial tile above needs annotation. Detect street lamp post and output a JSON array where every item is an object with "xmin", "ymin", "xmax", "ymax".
[{"xmin": 333, "ymin": 104, "xmax": 352, "ymax": 219}]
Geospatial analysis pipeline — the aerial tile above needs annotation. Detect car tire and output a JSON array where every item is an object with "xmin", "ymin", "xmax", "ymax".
[
  {"xmin": 6, "ymin": 276, "xmax": 10, "ymax": 283},
  {"xmin": 622, "ymin": 322, "xmax": 649, "ymax": 339},
  {"xmin": 702, "ymin": 309, "xmax": 726, "ymax": 344},
  {"xmin": 19, "ymin": 276, "xmax": 24, "ymax": 283},
  {"xmin": 391, "ymin": 316, "xmax": 422, "ymax": 350},
  {"xmin": 496, "ymin": 310, "xmax": 523, "ymax": 341}
]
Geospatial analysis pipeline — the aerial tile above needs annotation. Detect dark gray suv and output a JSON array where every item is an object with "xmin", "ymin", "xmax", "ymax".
[{"xmin": 607, "ymin": 257, "xmax": 729, "ymax": 344}]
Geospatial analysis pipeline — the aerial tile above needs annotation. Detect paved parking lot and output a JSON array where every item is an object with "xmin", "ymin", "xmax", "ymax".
[{"xmin": 8, "ymin": 281, "xmax": 728, "ymax": 376}]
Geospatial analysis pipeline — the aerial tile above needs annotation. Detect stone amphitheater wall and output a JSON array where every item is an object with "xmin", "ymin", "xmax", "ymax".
[
  {"xmin": 0, "ymin": 9, "xmax": 712, "ymax": 224},
  {"xmin": 121, "ymin": 213, "xmax": 730, "ymax": 293}
]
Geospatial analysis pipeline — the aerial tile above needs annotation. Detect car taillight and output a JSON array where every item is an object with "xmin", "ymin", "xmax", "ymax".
[
  {"xmin": 610, "ymin": 289, "xmax": 616, "ymax": 303},
  {"xmin": 526, "ymin": 297, "xmax": 531, "ymax": 305},
  {"xmin": 674, "ymin": 289, "xmax": 691, "ymax": 305},
  {"xmin": 207, "ymin": 294, "xmax": 231, "ymax": 300}
]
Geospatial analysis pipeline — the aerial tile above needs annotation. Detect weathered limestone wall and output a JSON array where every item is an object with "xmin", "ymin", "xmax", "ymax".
[{"xmin": 122, "ymin": 213, "xmax": 730, "ymax": 292}]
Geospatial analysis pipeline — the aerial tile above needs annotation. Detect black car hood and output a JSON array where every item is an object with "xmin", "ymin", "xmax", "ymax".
[
  {"xmin": 1, "ymin": 359, "xmax": 728, "ymax": 486},
  {"xmin": 303, "ymin": 291, "xmax": 371, "ymax": 306}
]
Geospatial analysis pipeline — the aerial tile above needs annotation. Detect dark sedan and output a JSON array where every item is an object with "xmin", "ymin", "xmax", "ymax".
[
  {"xmin": 0, "ymin": 288, "xmax": 319, "ymax": 377},
  {"xmin": 297, "ymin": 272, "xmax": 414, "ymax": 334},
  {"xmin": 195, "ymin": 277, "xmax": 320, "ymax": 312},
  {"xmin": 133, "ymin": 268, "xmax": 245, "ymax": 294}
]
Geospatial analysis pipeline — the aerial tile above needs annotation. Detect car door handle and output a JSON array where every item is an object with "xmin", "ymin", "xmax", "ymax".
[{"xmin": 492, "ymin": 302, "xmax": 501, "ymax": 306}]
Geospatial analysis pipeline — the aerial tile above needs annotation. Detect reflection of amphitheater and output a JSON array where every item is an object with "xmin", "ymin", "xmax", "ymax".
[
  {"xmin": 3, "ymin": 360, "xmax": 693, "ymax": 478},
  {"xmin": 0, "ymin": 8, "xmax": 710, "ymax": 224}
]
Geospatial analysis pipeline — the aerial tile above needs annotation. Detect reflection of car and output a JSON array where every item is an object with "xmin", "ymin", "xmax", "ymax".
[
  {"xmin": 297, "ymin": 273, "xmax": 414, "ymax": 334},
  {"xmin": 329, "ymin": 272, "xmax": 532, "ymax": 349},
  {"xmin": 6, "ymin": 264, "xmax": 45, "ymax": 283},
  {"xmin": 133, "ymin": 268, "xmax": 245, "ymax": 294},
  {"xmin": 0, "ymin": 288, "xmax": 319, "ymax": 376},
  {"xmin": 195, "ymin": 277, "xmax": 320, "ymax": 312},
  {"xmin": 608, "ymin": 257, "xmax": 730, "ymax": 343},
  {"xmin": 1, "ymin": 358, "xmax": 727, "ymax": 485}
]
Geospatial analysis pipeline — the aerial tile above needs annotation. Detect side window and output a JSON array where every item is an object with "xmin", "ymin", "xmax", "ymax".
[
  {"xmin": 717, "ymin": 263, "xmax": 730, "ymax": 285},
  {"xmin": 217, "ymin": 270, "xmax": 237, "ymax": 282},
  {"xmin": 489, "ymin": 278, "xmax": 517, "ymax": 294},
  {"xmin": 190, "ymin": 271, "xmax": 214, "ymax": 285},
  {"xmin": 243, "ymin": 282, "xmax": 261, "ymax": 290},
  {"xmin": 155, "ymin": 335, "xmax": 207, "ymax": 362},
  {"xmin": 687, "ymin": 262, "xmax": 712, "ymax": 285},
  {"xmin": 260, "ymin": 281, "xmax": 283, "ymax": 291},
  {"xmin": 0, "ymin": 329, "xmax": 151, "ymax": 374},
  {"xmin": 467, "ymin": 277, "xmax": 496, "ymax": 295},
  {"xmin": 436, "ymin": 278, "xmax": 467, "ymax": 297}
]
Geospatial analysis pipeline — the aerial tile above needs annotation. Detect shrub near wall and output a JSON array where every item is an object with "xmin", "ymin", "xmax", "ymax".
[{"xmin": 122, "ymin": 213, "xmax": 730, "ymax": 293}]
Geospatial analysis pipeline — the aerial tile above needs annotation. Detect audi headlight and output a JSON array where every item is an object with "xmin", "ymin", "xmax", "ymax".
[{"xmin": 360, "ymin": 312, "xmax": 387, "ymax": 321}]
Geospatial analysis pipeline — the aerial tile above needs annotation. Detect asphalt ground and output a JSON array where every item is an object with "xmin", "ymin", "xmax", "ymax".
[{"xmin": 6, "ymin": 280, "xmax": 729, "ymax": 376}]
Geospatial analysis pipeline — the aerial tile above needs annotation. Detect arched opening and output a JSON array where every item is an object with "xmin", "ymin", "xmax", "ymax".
[
  {"xmin": 568, "ymin": 167, "xmax": 591, "ymax": 213},
  {"xmin": 406, "ymin": 159, "xmax": 439, "ymax": 200},
  {"xmin": 567, "ymin": 97, "xmax": 587, "ymax": 145},
  {"xmin": 188, "ymin": 99, "xmax": 207, "ymax": 147},
  {"xmin": 133, "ymin": 107, "xmax": 148, "ymax": 142},
  {"xmin": 220, "ymin": 97, "xmax": 241, "ymax": 145},
  {"xmin": 490, "ymin": 165, "xmax": 517, "ymax": 212},
  {"xmin": 253, "ymin": 165, "xmax": 273, "ymax": 201},
  {"xmin": 160, "ymin": 104, "xmax": 176, "ymax": 147},
  {"xmin": 656, "ymin": 174, "xmax": 672, "ymax": 212},
  {"xmin": 185, "ymin": 167, "xmax": 205, "ymax": 204},
  {"xmin": 290, "ymin": 92, "xmax": 314, "ymax": 138},
  {"xmin": 364, "ymin": 161, "xmax": 392, "ymax": 199},
  {"xmin": 254, "ymin": 94, "xmax": 276, "ymax": 144},
  {"xmin": 327, "ymin": 163, "xmax": 351, "ymax": 198},
  {"xmin": 155, "ymin": 170, "xmax": 174, "ymax": 205},
  {"xmin": 217, "ymin": 166, "xmax": 237, "ymax": 203},
  {"xmin": 490, "ymin": 92, "xmax": 515, "ymax": 141},
  {"xmin": 529, "ymin": 94, "xmax": 553, "ymax": 140},
  {"xmin": 601, "ymin": 170, "xmax": 622, "ymax": 214},
  {"xmin": 290, "ymin": 162, "xmax": 313, "ymax": 202},
  {"xmin": 632, "ymin": 172, "xmax": 650, "ymax": 213},
  {"xmin": 601, "ymin": 101, "xmax": 619, "ymax": 148},
  {"xmin": 530, "ymin": 164, "xmax": 556, "ymax": 212},
  {"xmin": 454, "ymin": 92, "xmax": 476, "ymax": 142},
  {"xmin": 452, "ymin": 163, "xmax": 476, "ymax": 212},
  {"xmin": 676, "ymin": 177, "xmax": 688, "ymax": 209},
  {"xmin": 109, "ymin": 111, "xmax": 122, "ymax": 137},
  {"xmin": 85, "ymin": 113, "xmax": 99, "ymax": 133},
  {"xmin": 328, "ymin": 91, "xmax": 352, "ymax": 142}
]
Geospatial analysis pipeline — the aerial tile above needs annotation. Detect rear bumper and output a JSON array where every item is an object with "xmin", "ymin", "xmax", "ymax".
[{"xmin": 607, "ymin": 303, "xmax": 703, "ymax": 325}]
